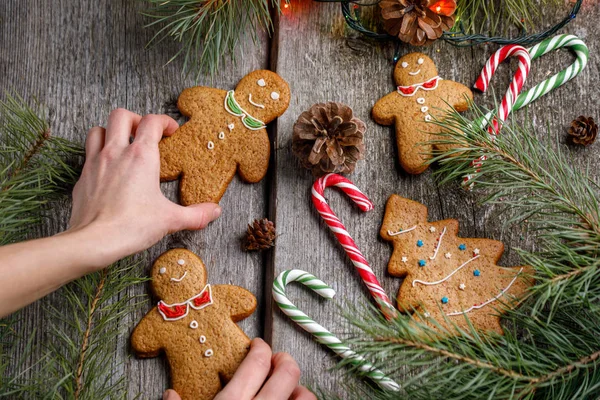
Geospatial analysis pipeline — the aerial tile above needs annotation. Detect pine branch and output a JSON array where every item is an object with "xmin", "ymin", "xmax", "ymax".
[{"xmin": 143, "ymin": 0, "xmax": 283, "ymax": 79}]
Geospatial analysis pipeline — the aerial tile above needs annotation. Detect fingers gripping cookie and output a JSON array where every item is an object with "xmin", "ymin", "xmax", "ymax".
[
  {"xmin": 131, "ymin": 249, "xmax": 257, "ymax": 400},
  {"xmin": 159, "ymin": 70, "xmax": 291, "ymax": 205},
  {"xmin": 372, "ymin": 53, "xmax": 473, "ymax": 174}
]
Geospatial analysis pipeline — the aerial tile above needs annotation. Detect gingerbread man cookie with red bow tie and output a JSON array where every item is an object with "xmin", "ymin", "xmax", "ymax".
[
  {"xmin": 372, "ymin": 53, "xmax": 473, "ymax": 174},
  {"xmin": 131, "ymin": 249, "xmax": 257, "ymax": 400}
]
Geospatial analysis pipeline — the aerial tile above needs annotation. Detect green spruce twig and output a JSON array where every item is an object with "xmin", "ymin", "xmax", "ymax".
[{"xmin": 143, "ymin": 0, "xmax": 283, "ymax": 79}]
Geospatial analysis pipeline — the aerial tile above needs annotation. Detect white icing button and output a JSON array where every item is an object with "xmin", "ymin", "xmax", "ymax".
[
  {"xmin": 207, "ymin": 141, "xmax": 215, "ymax": 150},
  {"xmin": 401, "ymin": 256, "xmax": 408, "ymax": 263},
  {"xmin": 424, "ymin": 115, "xmax": 432, "ymax": 122},
  {"xmin": 228, "ymin": 123, "xmax": 234, "ymax": 131},
  {"xmin": 421, "ymin": 106, "xmax": 429, "ymax": 113},
  {"xmin": 218, "ymin": 131, "xmax": 225, "ymax": 140},
  {"xmin": 190, "ymin": 320, "xmax": 198, "ymax": 329},
  {"xmin": 418, "ymin": 58, "xmax": 424, "ymax": 65},
  {"xmin": 270, "ymin": 91, "xmax": 280, "ymax": 100},
  {"xmin": 459, "ymin": 283, "xmax": 466, "ymax": 291},
  {"xmin": 199, "ymin": 335, "xmax": 206, "ymax": 344},
  {"xmin": 177, "ymin": 259, "xmax": 185, "ymax": 265},
  {"xmin": 257, "ymin": 79, "xmax": 266, "ymax": 87},
  {"xmin": 159, "ymin": 267, "xmax": 166, "ymax": 274},
  {"xmin": 204, "ymin": 349, "xmax": 213, "ymax": 357},
  {"xmin": 401, "ymin": 62, "xmax": 408, "ymax": 68},
  {"xmin": 417, "ymin": 97, "xmax": 425, "ymax": 104}
]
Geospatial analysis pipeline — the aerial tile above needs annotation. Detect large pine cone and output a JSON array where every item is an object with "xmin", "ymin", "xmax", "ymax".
[
  {"xmin": 380, "ymin": 0, "xmax": 457, "ymax": 46},
  {"xmin": 568, "ymin": 116, "xmax": 597, "ymax": 146},
  {"xmin": 292, "ymin": 102, "xmax": 366, "ymax": 177}
]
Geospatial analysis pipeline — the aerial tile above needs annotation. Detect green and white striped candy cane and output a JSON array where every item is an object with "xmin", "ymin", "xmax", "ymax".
[
  {"xmin": 479, "ymin": 34, "xmax": 588, "ymax": 127},
  {"xmin": 273, "ymin": 269, "xmax": 400, "ymax": 392}
]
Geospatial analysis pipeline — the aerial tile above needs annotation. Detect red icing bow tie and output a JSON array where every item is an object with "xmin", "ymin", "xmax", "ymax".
[
  {"xmin": 397, "ymin": 76, "xmax": 441, "ymax": 97},
  {"xmin": 157, "ymin": 284, "xmax": 213, "ymax": 321}
]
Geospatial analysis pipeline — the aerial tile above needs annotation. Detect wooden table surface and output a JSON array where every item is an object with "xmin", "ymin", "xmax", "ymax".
[{"xmin": 2, "ymin": 0, "xmax": 599, "ymax": 398}]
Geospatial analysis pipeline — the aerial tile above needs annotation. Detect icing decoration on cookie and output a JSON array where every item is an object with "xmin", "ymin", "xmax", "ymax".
[
  {"xmin": 429, "ymin": 226, "xmax": 436, "ymax": 233},
  {"xmin": 190, "ymin": 320, "xmax": 198, "ymax": 329},
  {"xmin": 159, "ymin": 267, "xmax": 167, "ymax": 274},
  {"xmin": 388, "ymin": 225, "xmax": 416, "ymax": 236},
  {"xmin": 459, "ymin": 283, "xmax": 466, "ymax": 290},
  {"xmin": 397, "ymin": 76, "xmax": 441, "ymax": 97},
  {"xmin": 207, "ymin": 141, "xmax": 214, "ymax": 150},
  {"xmin": 199, "ymin": 335, "xmax": 207, "ymax": 344},
  {"xmin": 473, "ymin": 248, "xmax": 480, "ymax": 255},
  {"xmin": 170, "ymin": 271, "xmax": 188, "ymax": 282},
  {"xmin": 401, "ymin": 62, "xmax": 408, "ymax": 68},
  {"xmin": 270, "ymin": 91, "xmax": 280, "ymax": 100},
  {"xmin": 444, "ymin": 252, "xmax": 452, "ymax": 259},
  {"xmin": 418, "ymin": 260, "xmax": 426, "ymax": 267},
  {"xmin": 157, "ymin": 284, "xmax": 213, "ymax": 321},
  {"xmin": 447, "ymin": 269, "xmax": 524, "ymax": 316},
  {"xmin": 423, "ymin": 312, "xmax": 431, "ymax": 318},
  {"xmin": 424, "ymin": 115, "xmax": 432, "ymax": 122},
  {"xmin": 257, "ymin": 78, "xmax": 266, "ymax": 87},
  {"xmin": 228, "ymin": 123, "xmax": 234, "ymax": 131},
  {"xmin": 248, "ymin": 93, "xmax": 265, "ymax": 109},
  {"xmin": 417, "ymin": 240, "xmax": 424, "ymax": 247},
  {"xmin": 417, "ymin": 97, "xmax": 425, "ymax": 104},
  {"xmin": 204, "ymin": 349, "xmax": 214, "ymax": 357},
  {"xmin": 412, "ymin": 255, "xmax": 479, "ymax": 287},
  {"xmin": 224, "ymin": 90, "xmax": 266, "ymax": 130},
  {"xmin": 429, "ymin": 227, "xmax": 447, "ymax": 260},
  {"xmin": 177, "ymin": 259, "xmax": 185, "ymax": 265},
  {"xmin": 459, "ymin": 244, "xmax": 466, "ymax": 251},
  {"xmin": 401, "ymin": 256, "xmax": 408, "ymax": 263},
  {"xmin": 441, "ymin": 297, "xmax": 449, "ymax": 304},
  {"xmin": 218, "ymin": 131, "xmax": 225, "ymax": 140},
  {"xmin": 473, "ymin": 270, "xmax": 481, "ymax": 277}
]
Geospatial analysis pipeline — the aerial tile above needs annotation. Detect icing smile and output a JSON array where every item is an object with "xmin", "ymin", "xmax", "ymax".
[
  {"xmin": 170, "ymin": 271, "xmax": 188, "ymax": 282},
  {"xmin": 409, "ymin": 70, "xmax": 421, "ymax": 76},
  {"xmin": 248, "ymin": 93, "xmax": 265, "ymax": 109}
]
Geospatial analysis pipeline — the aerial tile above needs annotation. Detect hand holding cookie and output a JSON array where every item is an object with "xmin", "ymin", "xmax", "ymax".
[{"xmin": 69, "ymin": 109, "xmax": 222, "ymax": 270}]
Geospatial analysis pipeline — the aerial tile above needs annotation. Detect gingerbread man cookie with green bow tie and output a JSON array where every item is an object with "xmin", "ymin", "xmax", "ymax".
[
  {"xmin": 372, "ymin": 53, "xmax": 473, "ymax": 174},
  {"xmin": 131, "ymin": 249, "xmax": 257, "ymax": 400},
  {"xmin": 160, "ymin": 70, "xmax": 290, "ymax": 205}
]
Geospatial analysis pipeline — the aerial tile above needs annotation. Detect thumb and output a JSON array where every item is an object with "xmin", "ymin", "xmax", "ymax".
[
  {"xmin": 163, "ymin": 389, "xmax": 182, "ymax": 400},
  {"xmin": 170, "ymin": 203, "xmax": 222, "ymax": 232}
]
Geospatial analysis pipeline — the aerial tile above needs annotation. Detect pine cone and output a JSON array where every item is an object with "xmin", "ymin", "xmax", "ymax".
[
  {"xmin": 380, "ymin": 0, "xmax": 457, "ymax": 46},
  {"xmin": 568, "ymin": 116, "xmax": 597, "ymax": 146},
  {"xmin": 244, "ymin": 219, "xmax": 276, "ymax": 251},
  {"xmin": 292, "ymin": 102, "xmax": 366, "ymax": 177}
]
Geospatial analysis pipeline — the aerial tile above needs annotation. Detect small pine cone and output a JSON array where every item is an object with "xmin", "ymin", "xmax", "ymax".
[
  {"xmin": 292, "ymin": 102, "xmax": 366, "ymax": 177},
  {"xmin": 568, "ymin": 116, "xmax": 598, "ymax": 146},
  {"xmin": 379, "ymin": 0, "xmax": 457, "ymax": 46},
  {"xmin": 244, "ymin": 219, "xmax": 276, "ymax": 251}
]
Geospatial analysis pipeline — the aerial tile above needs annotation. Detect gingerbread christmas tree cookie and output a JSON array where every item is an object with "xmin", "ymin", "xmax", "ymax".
[
  {"xmin": 372, "ymin": 53, "xmax": 473, "ymax": 174},
  {"xmin": 160, "ymin": 70, "xmax": 290, "ymax": 205},
  {"xmin": 380, "ymin": 195, "xmax": 532, "ymax": 334},
  {"xmin": 131, "ymin": 249, "xmax": 257, "ymax": 400}
]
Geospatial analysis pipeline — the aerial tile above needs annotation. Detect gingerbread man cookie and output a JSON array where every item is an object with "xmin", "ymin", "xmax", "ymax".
[
  {"xmin": 131, "ymin": 249, "xmax": 257, "ymax": 400},
  {"xmin": 160, "ymin": 70, "xmax": 291, "ymax": 205},
  {"xmin": 380, "ymin": 195, "xmax": 532, "ymax": 334},
  {"xmin": 372, "ymin": 53, "xmax": 473, "ymax": 174}
]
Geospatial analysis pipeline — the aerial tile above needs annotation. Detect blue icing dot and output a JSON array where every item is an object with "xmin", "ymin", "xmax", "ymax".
[
  {"xmin": 417, "ymin": 240, "xmax": 424, "ymax": 247},
  {"xmin": 459, "ymin": 244, "xmax": 467, "ymax": 251},
  {"xmin": 473, "ymin": 269, "xmax": 481, "ymax": 277},
  {"xmin": 441, "ymin": 297, "xmax": 449, "ymax": 304},
  {"xmin": 418, "ymin": 259, "xmax": 426, "ymax": 267}
]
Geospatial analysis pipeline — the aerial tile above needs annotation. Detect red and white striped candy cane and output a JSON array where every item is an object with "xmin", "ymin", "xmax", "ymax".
[
  {"xmin": 311, "ymin": 174, "xmax": 397, "ymax": 320},
  {"xmin": 474, "ymin": 44, "xmax": 531, "ymax": 134}
]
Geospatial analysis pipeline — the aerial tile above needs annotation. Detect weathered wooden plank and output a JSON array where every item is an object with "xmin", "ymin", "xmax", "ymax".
[
  {"xmin": 269, "ymin": 1, "xmax": 600, "ymax": 395},
  {"xmin": 0, "ymin": 0, "xmax": 270, "ymax": 398}
]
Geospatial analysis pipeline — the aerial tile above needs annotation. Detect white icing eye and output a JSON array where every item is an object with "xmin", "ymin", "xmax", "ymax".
[
  {"xmin": 257, "ymin": 79, "xmax": 266, "ymax": 87},
  {"xmin": 401, "ymin": 62, "xmax": 409, "ymax": 68},
  {"xmin": 218, "ymin": 131, "xmax": 225, "ymax": 140},
  {"xmin": 177, "ymin": 259, "xmax": 185, "ymax": 265},
  {"xmin": 270, "ymin": 91, "xmax": 280, "ymax": 100},
  {"xmin": 159, "ymin": 267, "xmax": 166, "ymax": 274},
  {"xmin": 418, "ymin": 58, "xmax": 424, "ymax": 65},
  {"xmin": 207, "ymin": 141, "xmax": 214, "ymax": 150}
]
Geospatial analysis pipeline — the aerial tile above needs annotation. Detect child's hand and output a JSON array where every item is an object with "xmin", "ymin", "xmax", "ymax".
[
  {"xmin": 68, "ymin": 109, "xmax": 221, "ymax": 270},
  {"xmin": 162, "ymin": 338, "xmax": 316, "ymax": 400}
]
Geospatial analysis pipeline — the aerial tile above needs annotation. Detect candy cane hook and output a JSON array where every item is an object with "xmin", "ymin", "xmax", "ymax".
[
  {"xmin": 273, "ymin": 269, "xmax": 400, "ymax": 392},
  {"xmin": 312, "ymin": 174, "xmax": 397, "ymax": 319}
]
